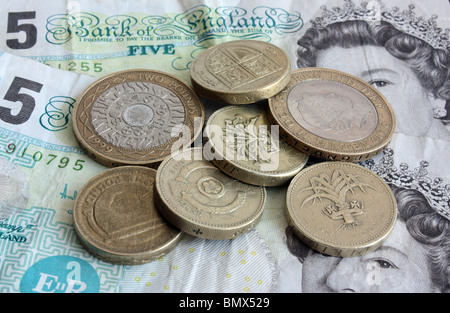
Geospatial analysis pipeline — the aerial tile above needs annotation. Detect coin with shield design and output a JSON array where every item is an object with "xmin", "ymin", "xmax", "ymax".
[{"xmin": 190, "ymin": 40, "xmax": 291, "ymax": 104}]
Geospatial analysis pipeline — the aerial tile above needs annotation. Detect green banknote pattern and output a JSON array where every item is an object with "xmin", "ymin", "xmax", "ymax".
[
  {"xmin": 2, "ymin": 2, "xmax": 304, "ymax": 80},
  {"xmin": 0, "ymin": 206, "xmax": 121, "ymax": 293}
]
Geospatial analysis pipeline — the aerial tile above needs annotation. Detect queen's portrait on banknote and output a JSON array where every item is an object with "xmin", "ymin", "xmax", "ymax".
[
  {"xmin": 296, "ymin": 0, "xmax": 450, "ymax": 140},
  {"xmin": 279, "ymin": 0, "xmax": 450, "ymax": 293}
]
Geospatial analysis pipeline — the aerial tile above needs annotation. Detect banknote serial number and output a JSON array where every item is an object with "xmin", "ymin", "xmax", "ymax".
[
  {"xmin": 57, "ymin": 61, "xmax": 103, "ymax": 73},
  {"xmin": 40, "ymin": 61, "xmax": 104, "ymax": 74},
  {"xmin": 5, "ymin": 143, "xmax": 85, "ymax": 171}
]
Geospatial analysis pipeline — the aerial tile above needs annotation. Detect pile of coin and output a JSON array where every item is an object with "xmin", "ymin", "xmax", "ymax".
[{"xmin": 72, "ymin": 39, "xmax": 397, "ymax": 264}]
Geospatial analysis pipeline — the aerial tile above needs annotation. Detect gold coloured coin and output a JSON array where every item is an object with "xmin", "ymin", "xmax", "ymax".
[
  {"xmin": 268, "ymin": 68, "xmax": 395, "ymax": 162},
  {"xmin": 204, "ymin": 104, "xmax": 308, "ymax": 186},
  {"xmin": 190, "ymin": 40, "xmax": 291, "ymax": 104},
  {"xmin": 286, "ymin": 162, "xmax": 397, "ymax": 257},
  {"xmin": 73, "ymin": 166, "xmax": 182, "ymax": 264},
  {"xmin": 155, "ymin": 147, "xmax": 266, "ymax": 240},
  {"xmin": 73, "ymin": 69, "xmax": 205, "ymax": 167}
]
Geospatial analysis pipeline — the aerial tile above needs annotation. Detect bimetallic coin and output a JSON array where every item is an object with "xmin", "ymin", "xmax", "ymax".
[
  {"xmin": 204, "ymin": 104, "xmax": 308, "ymax": 186},
  {"xmin": 73, "ymin": 69, "xmax": 204, "ymax": 167},
  {"xmin": 268, "ymin": 68, "xmax": 395, "ymax": 162},
  {"xmin": 190, "ymin": 40, "xmax": 291, "ymax": 104},
  {"xmin": 73, "ymin": 166, "xmax": 182, "ymax": 264},
  {"xmin": 286, "ymin": 162, "xmax": 397, "ymax": 257},
  {"xmin": 155, "ymin": 147, "xmax": 266, "ymax": 240}
]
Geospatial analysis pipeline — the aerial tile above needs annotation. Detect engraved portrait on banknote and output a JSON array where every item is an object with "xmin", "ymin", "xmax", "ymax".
[
  {"xmin": 296, "ymin": 0, "xmax": 450, "ymax": 141},
  {"xmin": 278, "ymin": 0, "xmax": 450, "ymax": 293}
]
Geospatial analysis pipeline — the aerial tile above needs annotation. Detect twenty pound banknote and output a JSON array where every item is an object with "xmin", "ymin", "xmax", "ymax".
[{"xmin": 1, "ymin": 0, "xmax": 450, "ymax": 294}]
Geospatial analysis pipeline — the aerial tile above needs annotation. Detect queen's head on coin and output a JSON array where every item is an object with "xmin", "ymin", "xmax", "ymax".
[{"xmin": 296, "ymin": 0, "xmax": 450, "ymax": 140}]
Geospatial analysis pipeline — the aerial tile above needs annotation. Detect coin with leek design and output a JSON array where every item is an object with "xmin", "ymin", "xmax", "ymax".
[
  {"xmin": 190, "ymin": 40, "xmax": 291, "ymax": 104},
  {"xmin": 155, "ymin": 147, "xmax": 266, "ymax": 240},
  {"xmin": 73, "ymin": 166, "xmax": 182, "ymax": 265},
  {"xmin": 286, "ymin": 162, "xmax": 397, "ymax": 257},
  {"xmin": 73, "ymin": 69, "xmax": 204, "ymax": 167},
  {"xmin": 268, "ymin": 68, "xmax": 395, "ymax": 162},
  {"xmin": 204, "ymin": 104, "xmax": 308, "ymax": 186}
]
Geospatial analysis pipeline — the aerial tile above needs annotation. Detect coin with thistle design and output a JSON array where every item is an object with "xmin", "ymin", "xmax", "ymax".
[{"xmin": 286, "ymin": 162, "xmax": 397, "ymax": 257}]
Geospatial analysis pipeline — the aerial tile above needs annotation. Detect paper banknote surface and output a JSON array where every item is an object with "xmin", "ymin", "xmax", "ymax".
[{"xmin": 0, "ymin": 0, "xmax": 449, "ymax": 293}]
